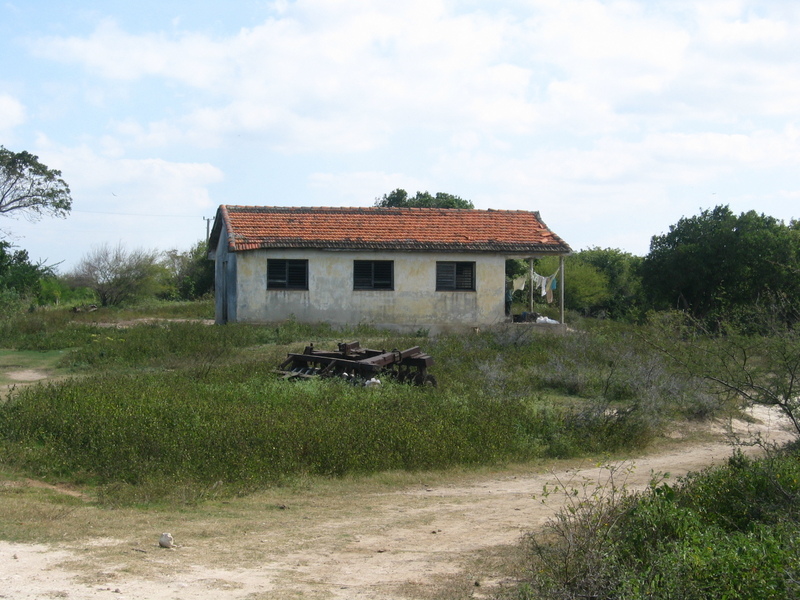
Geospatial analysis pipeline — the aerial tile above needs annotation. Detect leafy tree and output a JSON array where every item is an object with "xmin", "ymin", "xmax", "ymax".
[
  {"xmin": 69, "ymin": 243, "xmax": 164, "ymax": 306},
  {"xmin": 536, "ymin": 255, "xmax": 610, "ymax": 314},
  {"xmin": 0, "ymin": 241, "xmax": 51, "ymax": 295},
  {"xmin": 642, "ymin": 206, "xmax": 800, "ymax": 321},
  {"xmin": 36, "ymin": 276, "xmax": 96, "ymax": 307},
  {"xmin": 161, "ymin": 240, "xmax": 214, "ymax": 300},
  {"xmin": 0, "ymin": 147, "xmax": 72, "ymax": 220},
  {"xmin": 505, "ymin": 258, "xmax": 529, "ymax": 280},
  {"xmin": 0, "ymin": 241, "xmax": 54, "ymax": 315},
  {"xmin": 375, "ymin": 188, "xmax": 474, "ymax": 209},
  {"xmin": 508, "ymin": 249, "xmax": 645, "ymax": 319},
  {"xmin": 578, "ymin": 247, "xmax": 645, "ymax": 320}
]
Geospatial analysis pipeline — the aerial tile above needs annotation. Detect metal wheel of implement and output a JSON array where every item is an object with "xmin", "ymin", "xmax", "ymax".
[{"xmin": 413, "ymin": 373, "xmax": 437, "ymax": 387}]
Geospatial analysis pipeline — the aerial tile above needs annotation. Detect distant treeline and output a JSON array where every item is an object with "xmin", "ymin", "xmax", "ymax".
[{"xmin": 513, "ymin": 205, "xmax": 800, "ymax": 324}]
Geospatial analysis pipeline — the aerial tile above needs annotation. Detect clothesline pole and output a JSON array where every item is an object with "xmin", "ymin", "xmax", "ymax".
[
  {"xmin": 528, "ymin": 257, "xmax": 534, "ymax": 313},
  {"xmin": 559, "ymin": 255, "xmax": 565, "ymax": 325}
]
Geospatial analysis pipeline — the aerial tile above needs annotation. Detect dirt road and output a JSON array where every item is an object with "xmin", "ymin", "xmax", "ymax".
[{"xmin": 0, "ymin": 406, "xmax": 793, "ymax": 600}]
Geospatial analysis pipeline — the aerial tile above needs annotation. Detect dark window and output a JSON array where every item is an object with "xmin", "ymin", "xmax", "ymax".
[
  {"xmin": 354, "ymin": 260, "xmax": 393, "ymax": 290},
  {"xmin": 267, "ymin": 259, "xmax": 308, "ymax": 290},
  {"xmin": 436, "ymin": 262, "xmax": 475, "ymax": 291}
]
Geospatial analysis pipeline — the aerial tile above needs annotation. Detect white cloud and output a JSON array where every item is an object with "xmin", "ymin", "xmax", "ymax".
[
  {"xmin": 308, "ymin": 171, "xmax": 430, "ymax": 206},
  {"xmin": 12, "ymin": 0, "xmax": 800, "ymax": 262},
  {"xmin": 7, "ymin": 140, "xmax": 224, "ymax": 269},
  {"xmin": 525, "ymin": 0, "xmax": 691, "ymax": 99},
  {"xmin": 31, "ymin": 139, "xmax": 222, "ymax": 220},
  {"xmin": 28, "ymin": 4, "xmax": 527, "ymax": 151},
  {"xmin": 708, "ymin": 16, "xmax": 788, "ymax": 44},
  {"xmin": 26, "ymin": 1, "xmax": 800, "ymax": 148},
  {"xmin": 0, "ymin": 93, "xmax": 26, "ymax": 132},
  {"xmin": 645, "ymin": 128, "xmax": 800, "ymax": 171},
  {"xmin": 25, "ymin": 1, "xmax": 779, "ymax": 156},
  {"xmin": 33, "ymin": 19, "xmax": 231, "ymax": 88}
]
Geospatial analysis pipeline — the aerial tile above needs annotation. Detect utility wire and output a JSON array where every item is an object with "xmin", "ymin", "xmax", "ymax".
[{"xmin": 71, "ymin": 209, "xmax": 208, "ymax": 218}]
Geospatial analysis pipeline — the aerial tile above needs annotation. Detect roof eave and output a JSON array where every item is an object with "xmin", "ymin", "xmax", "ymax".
[{"xmin": 229, "ymin": 239, "xmax": 572, "ymax": 254}]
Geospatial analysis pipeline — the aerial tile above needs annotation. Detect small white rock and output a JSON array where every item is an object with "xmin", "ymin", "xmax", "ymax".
[{"xmin": 159, "ymin": 533, "xmax": 175, "ymax": 548}]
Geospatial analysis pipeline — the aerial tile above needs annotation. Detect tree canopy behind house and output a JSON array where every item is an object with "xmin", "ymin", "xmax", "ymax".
[
  {"xmin": 161, "ymin": 240, "xmax": 215, "ymax": 300},
  {"xmin": 578, "ymin": 247, "xmax": 645, "ymax": 320},
  {"xmin": 641, "ymin": 205, "xmax": 800, "ymax": 320},
  {"xmin": 535, "ymin": 254, "xmax": 611, "ymax": 316},
  {"xmin": 375, "ymin": 188, "xmax": 474, "ymax": 209}
]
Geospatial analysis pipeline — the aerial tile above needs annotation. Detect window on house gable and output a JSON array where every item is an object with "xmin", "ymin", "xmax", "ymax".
[
  {"xmin": 353, "ymin": 260, "xmax": 394, "ymax": 290},
  {"xmin": 267, "ymin": 259, "xmax": 308, "ymax": 290},
  {"xmin": 436, "ymin": 261, "xmax": 476, "ymax": 291}
]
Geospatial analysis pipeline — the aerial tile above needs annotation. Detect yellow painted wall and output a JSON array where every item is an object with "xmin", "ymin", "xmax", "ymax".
[{"xmin": 232, "ymin": 249, "xmax": 508, "ymax": 333}]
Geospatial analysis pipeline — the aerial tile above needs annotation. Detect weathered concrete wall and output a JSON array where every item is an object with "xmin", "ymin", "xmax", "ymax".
[
  {"xmin": 212, "ymin": 229, "xmax": 238, "ymax": 324},
  {"xmin": 230, "ymin": 248, "xmax": 508, "ymax": 333}
]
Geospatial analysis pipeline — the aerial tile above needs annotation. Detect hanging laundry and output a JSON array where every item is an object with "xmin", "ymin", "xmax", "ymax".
[
  {"xmin": 513, "ymin": 276, "xmax": 526, "ymax": 291},
  {"xmin": 546, "ymin": 277, "xmax": 557, "ymax": 303},
  {"xmin": 531, "ymin": 269, "xmax": 560, "ymax": 302},
  {"xmin": 531, "ymin": 273, "xmax": 545, "ymax": 293}
]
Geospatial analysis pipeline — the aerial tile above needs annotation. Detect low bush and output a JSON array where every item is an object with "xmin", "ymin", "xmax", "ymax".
[{"xmin": 521, "ymin": 447, "xmax": 800, "ymax": 599}]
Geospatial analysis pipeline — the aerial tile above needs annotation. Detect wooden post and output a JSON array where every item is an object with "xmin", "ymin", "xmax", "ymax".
[
  {"xmin": 559, "ymin": 255, "xmax": 565, "ymax": 325},
  {"xmin": 529, "ymin": 257, "xmax": 534, "ymax": 313}
]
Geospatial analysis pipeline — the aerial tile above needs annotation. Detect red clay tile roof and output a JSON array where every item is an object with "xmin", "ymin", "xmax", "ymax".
[{"xmin": 211, "ymin": 205, "xmax": 571, "ymax": 254}]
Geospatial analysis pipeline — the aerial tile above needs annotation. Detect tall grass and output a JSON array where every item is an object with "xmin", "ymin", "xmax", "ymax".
[
  {"xmin": 0, "ymin": 308, "xmax": 104, "ymax": 351},
  {"xmin": 0, "ymin": 366, "xmax": 648, "ymax": 487},
  {"xmin": 0, "ymin": 309, "xmax": 714, "ymax": 502}
]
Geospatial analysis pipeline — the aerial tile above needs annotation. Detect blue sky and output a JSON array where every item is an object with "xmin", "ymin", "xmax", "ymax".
[{"xmin": 2, "ymin": 0, "xmax": 799, "ymax": 272}]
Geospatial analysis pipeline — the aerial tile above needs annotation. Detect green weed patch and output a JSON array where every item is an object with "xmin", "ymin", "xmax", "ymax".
[
  {"xmin": 0, "ymin": 369, "xmax": 646, "ymax": 489},
  {"xmin": 0, "ymin": 307, "xmax": 715, "ymax": 502}
]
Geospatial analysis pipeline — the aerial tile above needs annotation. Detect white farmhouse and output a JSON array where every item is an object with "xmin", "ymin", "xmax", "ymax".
[{"xmin": 208, "ymin": 205, "xmax": 571, "ymax": 333}]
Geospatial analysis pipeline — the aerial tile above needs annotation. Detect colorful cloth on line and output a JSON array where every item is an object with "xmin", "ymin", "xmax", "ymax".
[{"xmin": 531, "ymin": 270, "xmax": 559, "ymax": 303}]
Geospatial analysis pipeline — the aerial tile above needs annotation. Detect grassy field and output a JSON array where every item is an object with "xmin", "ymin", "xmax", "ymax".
[
  {"xmin": 0, "ymin": 302, "xmax": 710, "ymax": 504},
  {"xmin": 1, "ymin": 301, "xmax": 798, "ymax": 598}
]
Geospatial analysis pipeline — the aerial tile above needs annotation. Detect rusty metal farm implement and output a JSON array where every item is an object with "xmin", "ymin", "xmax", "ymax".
[{"xmin": 275, "ymin": 341, "xmax": 436, "ymax": 386}]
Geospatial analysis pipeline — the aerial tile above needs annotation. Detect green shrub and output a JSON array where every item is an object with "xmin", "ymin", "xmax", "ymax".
[{"xmin": 522, "ymin": 447, "xmax": 800, "ymax": 600}]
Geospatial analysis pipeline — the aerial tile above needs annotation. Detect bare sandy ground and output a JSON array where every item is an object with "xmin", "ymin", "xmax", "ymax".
[
  {"xmin": 0, "ymin": 405, "xmax": 794, "ymax": 600},
  {"xmin": 3, "ymin": 369, "xmax": 49, "ymax": 383}
]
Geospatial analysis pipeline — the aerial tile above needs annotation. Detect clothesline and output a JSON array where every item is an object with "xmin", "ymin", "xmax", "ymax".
[
  {"xmin": 512, "ymin": 267, "xmax": 560, "ymax": 303},
  {"xmin": 533, "ymin": 267, "xmax": 560, "ymax": 281}
]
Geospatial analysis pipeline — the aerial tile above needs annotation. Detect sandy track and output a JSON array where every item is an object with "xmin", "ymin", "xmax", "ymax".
[{"xmin": 0, "ymin": 406, "xmax": 794, "ymax": 600}]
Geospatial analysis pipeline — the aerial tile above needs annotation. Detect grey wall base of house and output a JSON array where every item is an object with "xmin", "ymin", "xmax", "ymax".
[
  {"xmin": 212, "ymin": 317, "xmax": 567, "ymax": 337},
  {"xmin": 214, "ymin": 317, "xmax": 502, "ymax": 336},
  {"xmin": 214, "ymin": 248, "xmax": 512, "ymax": 332}
]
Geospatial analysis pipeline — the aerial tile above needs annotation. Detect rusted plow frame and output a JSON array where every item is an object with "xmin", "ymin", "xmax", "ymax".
[{"xmin": 275, "ymin": 341, "xmax": 436, "ymax": 386}]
